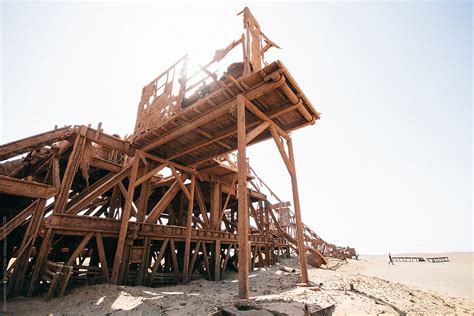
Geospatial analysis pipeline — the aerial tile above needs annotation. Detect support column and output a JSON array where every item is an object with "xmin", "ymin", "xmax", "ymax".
[
  {"xmin": 210, "ymin": 182, "xmax": 221, "ymax": 231},
  {"xmin": 237, "ymin": 94, "xmax": 249, "ymax": 299},
  {"xmin": 111, "ymin": 158, "xmax": 139, "ymax": 284},
  {"xmin": 182, "ymin": 174, "xmax": 196, "ymax": 284},
  {"xmin": 210, "ymin": 182, "xmax": 222, "ymax": 281},
  {"xmin": 287, "ymin": 138, "xmax": 309, "ymax": 284}
]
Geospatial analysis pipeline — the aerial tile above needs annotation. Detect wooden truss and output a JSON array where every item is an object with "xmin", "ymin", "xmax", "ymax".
[{"xmin": 0, "ymin": 7, "xmax": 356, "ymax": 301}]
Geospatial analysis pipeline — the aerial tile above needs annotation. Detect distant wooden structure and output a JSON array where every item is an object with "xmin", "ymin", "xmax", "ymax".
[
  {"xmin": 392, "ymin": 257, "xmax": 426, "ymax": 262},
  {"xmin": 0, "ymin": 7, "xmax": 355, "ymax": 300},
  {"xmin": 426, "ymin": 257, "xmax": 449, "ymax": 263}
]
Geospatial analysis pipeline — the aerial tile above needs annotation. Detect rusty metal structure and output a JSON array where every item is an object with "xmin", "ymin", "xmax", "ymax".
[{"xmin": 0, "ymin": 8, "xmax": 356, "ymax": 300}]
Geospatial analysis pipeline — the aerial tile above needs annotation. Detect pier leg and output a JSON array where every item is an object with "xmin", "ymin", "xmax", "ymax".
[
  {"xmin": 237, "ymin": 94, "xmax": 249, "ymax": 299},
  {"xmin": 287, "ymin": 138, "xmax": 309, "ymax": 284}
]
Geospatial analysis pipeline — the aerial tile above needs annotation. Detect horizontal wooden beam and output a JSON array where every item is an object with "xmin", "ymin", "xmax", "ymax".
[
  {"xmin": 0, "ymin": 127, "xmax": 73, "ymax": 161},
  {"xmin": 0, "ymin": 175, "xmax": 58, "ymax": 199}
]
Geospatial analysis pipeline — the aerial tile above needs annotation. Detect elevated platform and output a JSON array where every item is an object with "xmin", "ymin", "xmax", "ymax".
[{"xmin": 133, "ymin": 61, "xmax": 319, "ymax": 166}]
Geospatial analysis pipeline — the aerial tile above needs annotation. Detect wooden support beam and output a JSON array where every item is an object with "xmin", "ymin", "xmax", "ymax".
[
  {"xmin": 54, "ymin": 131, "xmax": 87, "ymax": 213},
  {"xmin": 0, "ymin": 126, "xmax": 72, "ymax": 161},
  {"xmin": 170, "ymin": 167, "xmax": 191, "ymax": 200},
  {"xmin": 148, "ymin": 239, "xmax": 169, "ymax": 286},
  {"xmin": 201, "ymin": 242, "xmax": 211, "ymax": 280},
  {"xmin": 213, "ymin": 239, "xmax": 221, "ymax": 281},
  {"xmin": 219, "ymin": 174, "xmax": 237, "ymax": 224},
  {"xmin": 27, "ymin": 227, "xmax": 53, "ymax": 296},
  {"xmin": 169, "ymin": 239, "xmax": 179, "ymax": 278},
  {"xmin": 210, "ymin": 182, "xmax": 221, "ymax": 231},
  {"xmin": 145, "ymin": 173, "xmax": 189, "ymax": 224},
  {"xmin": 135, "ymin": 162, "xmax": 168, "ymax": 186},
  {"xmin": 65, "ymin": 165, "xmax": 131, "ymax": 215},
  {"xmin": 221, "ymin": 242, "xmax": 233, "ymax": 278},
  {"xmin": 182, "ymin": 174, "xmax": 196, "ymax": 284},
  {"xmin": 0, "ymin": 201, "xmax": 36, "ymax": 241},
  {"xmin": 269, "ymin": 126, "xmax": 294, "ymax": 175},
  {"xmin": 65, "ymin": 232, "xmax": 94, "ymax": 266},
  {"xmin": 188, "ymin": 241, "xmax": 201, "ymax": 277},
  {"xmin": 136, "ymin": 236, "xmax": 152, "ymax": 285},
  {"xmin": 242, "ymin": 97, "xmax": 289, "ymax": 141},
  {"xmin": 287, "ymin": 138, "xmax": 309, "ymax": 284},
  {"xmin": 236, "ymin": 94, "xmax": 249, "ymax": 299},
  {"xmin": 111, "ymin": 158, "xmax": 140, "ymax": 284},
  {"xmin": 0, "ymin": 176, "xmax": 58, "ymax": 199},
  {"xmin": 95, "ymin": 233, "xmax": 109, "ymax": 283},
  {"xmin": 195, "ymin": 180, "xmax": 211, "ymax": 229},
  {"xmin": 246, "ymin": 121, "xmax": 270, "ymax": 144},
  {"xmin": 8, "ymin": 198, "xmax": 46, "ymax": 297}
]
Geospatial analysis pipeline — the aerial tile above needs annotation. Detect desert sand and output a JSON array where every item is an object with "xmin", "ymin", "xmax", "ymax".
[{"xmin": 4, "ymin": 252, "xmax": 473, "ymax": 315}]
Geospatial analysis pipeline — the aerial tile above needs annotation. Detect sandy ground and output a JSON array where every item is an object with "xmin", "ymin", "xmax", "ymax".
[
  {"xmin": 3, "ymin": 253, "xmax": 473, "ymax": 315},
  {"xmin": 344, "ymin": 252, "xmax": 474, "ymax": 300}
]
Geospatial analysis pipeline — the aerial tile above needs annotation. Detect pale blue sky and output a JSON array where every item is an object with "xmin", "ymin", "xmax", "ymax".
[{"xmin": 1, "ymin": 1, "xmax": 472, "ymax": 254}]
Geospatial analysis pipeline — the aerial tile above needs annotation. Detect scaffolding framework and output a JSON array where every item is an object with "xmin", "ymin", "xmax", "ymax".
[{"xmin": 0, "ymin": 7, "xmax": 356, "ymax": 300}]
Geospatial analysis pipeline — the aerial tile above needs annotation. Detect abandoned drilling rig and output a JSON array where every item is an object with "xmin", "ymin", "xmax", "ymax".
[{"xmin": 0, "ymin": 8, "xmax": 356, "ymax": 301}]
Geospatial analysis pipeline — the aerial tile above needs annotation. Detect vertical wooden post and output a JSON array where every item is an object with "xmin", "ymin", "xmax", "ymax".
[
  {"xmin": 210, "ymin": 182, "xmax": 221, "ymax": 230},
  {"xmin": 110, "ymin": 158, "xmax": 139, "ymax": 284},
  {"xmin": 287, "ymin": 138, "xmax": 309, "ymax": 284},
  {"xmin": 210, "ymin": 182, "xmax": 222, "ymax": 281},
  {"xmin": 237, "ymin": 94, "xmax": 249, "ymax": 299},
  {"xmin": 182, "ymin": 174, "xmax": 195, "ymax": 284}
]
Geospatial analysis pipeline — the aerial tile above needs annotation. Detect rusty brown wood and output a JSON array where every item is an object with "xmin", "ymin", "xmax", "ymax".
[{"xmin": 237, "ymin": 94, "xmax": 249, "ymax": 299}]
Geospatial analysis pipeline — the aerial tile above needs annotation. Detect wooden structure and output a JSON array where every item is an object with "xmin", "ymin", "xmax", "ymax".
[
  {"xmin": 426, "ymin": 257, "xmax": 449, "ymax": 263},
  {"xmin": 392, "ymin": 256, "xmax": 426, "ymax": 262},
  {"xmin": 0, "ymin": 8, "xmax": 355, "ymax": 300}
]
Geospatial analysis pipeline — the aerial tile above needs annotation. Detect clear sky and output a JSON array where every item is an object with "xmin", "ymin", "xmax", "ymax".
[{"xmin": 1, "ymin": 1, "xmax": 472, "ymax": 254}]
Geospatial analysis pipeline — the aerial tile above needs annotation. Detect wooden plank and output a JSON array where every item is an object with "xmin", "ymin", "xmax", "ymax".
[
  {"xmin": 237, "ymin": 94, "xmax": 249, "ymax": 299},
  {"xmin": 0, "ymin": 175, "xmax": 58, "ymax": 199}
]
